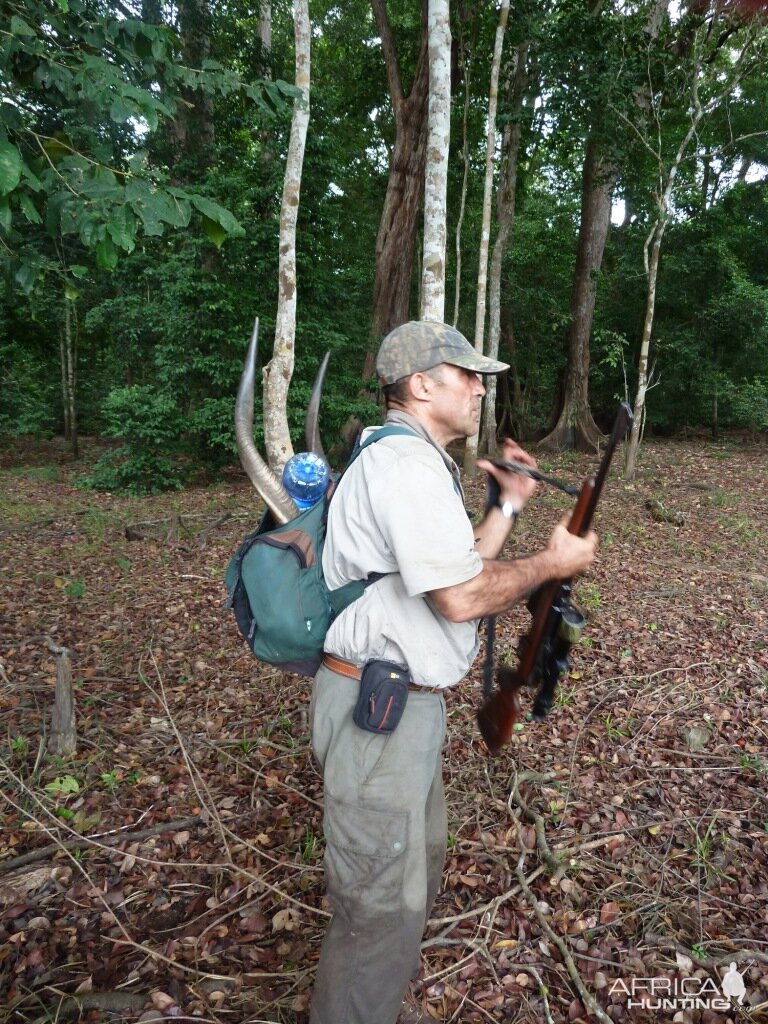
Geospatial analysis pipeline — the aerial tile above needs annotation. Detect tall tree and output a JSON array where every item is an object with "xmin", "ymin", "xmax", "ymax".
[
  {"xmin": 464, "ymin": 0, "xmax": 510, "ymax": 475},
  {"xmin": 169, "ymin": 0, "xmax": 216, "ymax": 174},
  {"xmin": 624, "ymin": 2, "xmax": 768, "ymax": 477},
  {"xmin": 538, "ymin": 0, "xmax": 676, "ymax": 450},
  {"xmin": 481, "ymin": 40, "xmax": 530, "ymax": 458},
  {"xmin": 263, "ymin": 0, "xmax": 311, "ymax": 473},
  {"xmin": 451, "ymin": 2, "xmax": 474, "ymax": 328},
  {"xmin": 539, "ymin": 137, "xmax": 614, "ymax": 450},
  {"xmin": 421, "ymin": 0, "xmax": 452, "ymax": 321},
  {"xmin": 370, "ymin": 0, "xmax": 430, "ymax": 340},
  {"xmin": 0, "ymin": 0, "xmax": 281, "ymax": 457}
]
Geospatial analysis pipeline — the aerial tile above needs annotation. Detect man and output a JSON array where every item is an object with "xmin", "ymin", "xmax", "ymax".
[{"xmin": 309, "ymin": 321, "xmax": 597, "ymax": 1024}]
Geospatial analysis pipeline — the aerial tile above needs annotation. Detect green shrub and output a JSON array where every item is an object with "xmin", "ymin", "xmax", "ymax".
[
  {"xmin": 727, "ymin": 377, "xmax": 768, "ymax": 436},
  {"xmin": 81, "ymin": 385, "xmax": 186, "ymax": 494},
  {"xmin": 0, "ymin": 343, "xmax": 58, "ymax": 438}
]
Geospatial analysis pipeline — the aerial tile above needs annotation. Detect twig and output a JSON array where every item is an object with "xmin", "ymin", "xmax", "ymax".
[
  {"xmin": 0, "ymin": 815, "xmax": 206, "ymax": 876},
  {"xmin": 512, "ymin": 816, "xmax": 613, "ymax": 1024},
  {"xmin": 142, "ymin": 650, "xmax": 234, "ymax": 862},
  {"xmin": 27, "ymin": 990, "xmax": 147, "ymax": 1023},
  {"xmin": 507, "ymin": 771, "xmax": 563, "ymax": 877},
  {"xmin": 427, "ymin": 866, "xmax": 545, "ymax": 929},
  {"xmin": 641, "ymin": 934, "xmax": 768, "ymax": 968},
  {"xmin": 516, "ymin": 964, "xmax": 555, "ymax": 1024}
]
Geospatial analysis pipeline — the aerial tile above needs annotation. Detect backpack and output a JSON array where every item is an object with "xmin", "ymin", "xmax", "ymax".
[{"xmin": 224, "ymin": 425, "xmax": 415, "ymax": 676}]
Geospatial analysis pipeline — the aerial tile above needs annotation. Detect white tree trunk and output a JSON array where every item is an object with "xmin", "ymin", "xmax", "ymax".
[
  {"xmin": 464, "ymin": 0, "xmax": 509, "ymax": 476},
  {"xmin": 624, "ymin": 73, "xmax": 707, "ymax": 477},
  {"xmin": 623, "ymin": 16, "xmax": 756, "ymax": 477},
  {"xmin": 264, "ymin": 0, "xmax": 310, "ymax": 474},
  {"xmin": 421, "ymin": 0, "xmax": 451, "ymax": 323},
  {"xmin": 624, "ymin": 216, "xmax": 665, "ymax": 479},
  {"xmin": 452, "ymin": 24, "xmax": 471, "ymax": 328}
]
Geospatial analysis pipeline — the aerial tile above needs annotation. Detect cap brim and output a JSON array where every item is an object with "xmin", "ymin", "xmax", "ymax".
[{"xmin": 445, "ymin": 354, "xmax": 510, "ymax": 375}]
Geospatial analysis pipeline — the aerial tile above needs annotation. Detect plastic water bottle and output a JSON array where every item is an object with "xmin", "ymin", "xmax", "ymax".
[{"xmin": 281, "ymin": 452, "xmax": 330, "ymax": 510}]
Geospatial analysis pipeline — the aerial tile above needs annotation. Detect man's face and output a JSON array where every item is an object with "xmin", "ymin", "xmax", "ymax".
[{"xmin": 427, "ymin": 364, "xmax": 487, "ymax": 443}]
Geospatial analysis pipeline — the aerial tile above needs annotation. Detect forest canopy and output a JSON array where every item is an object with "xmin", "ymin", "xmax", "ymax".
[{"xmin": 1, "ymin": 0, "xmax": 766, "ymax": 492}]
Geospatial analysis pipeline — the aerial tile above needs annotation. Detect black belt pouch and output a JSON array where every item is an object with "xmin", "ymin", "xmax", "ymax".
[{"xmin": 353, "ymin": 660, "xmax": 410, "ymax": 734}]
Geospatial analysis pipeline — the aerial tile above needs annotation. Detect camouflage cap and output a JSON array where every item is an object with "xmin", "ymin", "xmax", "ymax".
[{"xmin": 376, "ymin": 320, "xmax": 509, "ymax": 385}]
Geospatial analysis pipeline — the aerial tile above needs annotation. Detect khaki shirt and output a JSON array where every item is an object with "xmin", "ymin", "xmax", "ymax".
[{"xmin": 323, "ymin": 411, "xmax": 483, "ymax": 688}]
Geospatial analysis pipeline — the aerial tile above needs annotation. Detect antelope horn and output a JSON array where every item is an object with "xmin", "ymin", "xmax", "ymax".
[
  {"xmin": 305, "ymin": 350, "xmax": 330, "ymax": 464},
  {"xmin": 235, "ymin": 318, "xmax": 299, "ymax": 525}
]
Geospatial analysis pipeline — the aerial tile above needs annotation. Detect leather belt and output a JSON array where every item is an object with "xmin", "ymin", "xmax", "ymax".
[{"xmin": 322, "ymin": 654, "xmax": 443, "ymax": 694}]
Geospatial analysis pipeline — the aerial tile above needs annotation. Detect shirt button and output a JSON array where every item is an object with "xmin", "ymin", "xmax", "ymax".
[{"xmin": 393, "ymin": 841, "xmax": 403, "ymax": 852}]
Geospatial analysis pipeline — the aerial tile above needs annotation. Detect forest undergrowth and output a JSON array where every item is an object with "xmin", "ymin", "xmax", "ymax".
[{"xmin": 1, "ymin": 435, "xmax": 766, "ymax": 1024}]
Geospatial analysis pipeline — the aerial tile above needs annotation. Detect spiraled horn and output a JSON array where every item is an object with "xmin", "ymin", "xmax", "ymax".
[
  {"xmin": 305, "ymin": 350, "xmax": 330, "ymax": 464},
  {"xmin": 235, "ymin": 318, "xmax": 299, "ymax": 525}
]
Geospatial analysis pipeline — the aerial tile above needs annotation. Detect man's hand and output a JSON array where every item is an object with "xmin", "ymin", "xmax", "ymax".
[
  {"xmin": 546, "ymin": 515, "xmax": 598, "ymax": 579},
  {"xmin": 477, "ymin": 439, "xmax": 538, "ymax": 515}
]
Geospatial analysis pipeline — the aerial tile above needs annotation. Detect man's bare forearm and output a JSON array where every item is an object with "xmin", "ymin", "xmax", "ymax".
[
  {"xmin": 430, "ymin": 552, "xmax": 558, "ymax": 622},
  {"xmin": 431, "ymin": 519, "xmax": 598, "ymax": 623}
]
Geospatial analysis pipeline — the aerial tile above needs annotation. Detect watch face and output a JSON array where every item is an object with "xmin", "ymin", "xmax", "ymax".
[{"xmin": 501, "ymin": 501, "xmax": 516, "ymax": 519}]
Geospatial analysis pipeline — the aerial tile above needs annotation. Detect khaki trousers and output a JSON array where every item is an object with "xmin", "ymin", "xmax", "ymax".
[{"xmin": 309, "ymin": 664, "xmax": 448, "ymax": 1024}]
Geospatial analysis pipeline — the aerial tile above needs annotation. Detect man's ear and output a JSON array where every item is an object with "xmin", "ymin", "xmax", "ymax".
[{"xmin": 407, "ymin": 371, "xmax": 431, "ymax": 402}]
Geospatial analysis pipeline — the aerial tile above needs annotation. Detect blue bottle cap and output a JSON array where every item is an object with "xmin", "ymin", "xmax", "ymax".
[{"xmin": 281, "ymin": 451, "xmax": 330, "ymax": 510}]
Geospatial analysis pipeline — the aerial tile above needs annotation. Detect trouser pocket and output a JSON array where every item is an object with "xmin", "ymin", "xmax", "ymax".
[{"xmin": 323, "ymin": 794, "xmax": 408, "ymax": 921}]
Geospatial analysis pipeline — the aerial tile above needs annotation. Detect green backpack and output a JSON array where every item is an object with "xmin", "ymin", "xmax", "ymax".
[{"xmin": 224, "ymin": 425, "xmax": 414, "ymax": 676}]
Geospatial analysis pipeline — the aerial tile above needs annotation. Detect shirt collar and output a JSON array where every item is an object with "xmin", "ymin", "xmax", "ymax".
[{"xmin": 384, "ymin": 409, "xmax": 465, "ymax": 502}]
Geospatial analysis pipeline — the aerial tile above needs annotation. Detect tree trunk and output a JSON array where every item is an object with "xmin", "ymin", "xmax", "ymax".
[
  {"xmin": 59, "ymin": 329, "xmax": 70, "ymax": 443},
  {"xmin": 168, "ymin": 0, "xmax": 215, "ymax": 175},
  {"xmin": 421, "ymin": 0, "xmax": 451, "ymax": 322},
  {"xmin": 712, "ymin": 375, "xmax": 719, "ymax": 439},
  {"xmin": 539, "ymin": 138, "xmax": 613, "ymax": 452},
  {"xmin": 502, "ymin": 318, "xmax": 525, "ymax": 436},
  {"xmin": 481, "ymin": 40, "xmax": 527, "ymax": 459},
  {"xmin": 624, "ymin": 39, "xmax": 717, "ymax": 478},
  {"xmin": 46, "ymin": 638, "xmax": 76, "ymax": 757},
  {"xmin": 463, "ymin": 0, "xmax": 509, "ymax": 476},
  {"xmin": 258, "ymin": 2, "xmax": 272, "ymax": 73},
  {"xmin": 371, "ymin": 0, "xmax": 430, "ymax": 339},
  {"xmin": 61, "ymin": 296, "xmax": 78, "ymax": 460},
  {"xmin": 624, "ymin": 217, "xmax": 665, "ymax": 479},
  {"xmin": 737, "ymin": 158, "xmax": 752, "ymax": 182},
  {"xmin": 452, "ymin": 15, "xmax": 471, "ymax": 328},
  {"xmin": 263, "ymin": 0, "xmax": 310, "ymax": 474}
]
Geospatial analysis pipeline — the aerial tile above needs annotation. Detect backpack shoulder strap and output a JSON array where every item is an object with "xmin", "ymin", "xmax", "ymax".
[
  {"xmin": 344, "ymin": 424, "xmax": 418, "ymax": 469},
  {"xmin": 325, "ymin": 425, "xmax": 417, "ymax": 607}
]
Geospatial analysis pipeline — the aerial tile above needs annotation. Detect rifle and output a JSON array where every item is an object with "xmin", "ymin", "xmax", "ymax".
[{"xmin": 476, "ymin": 403, "xmax": 633, "ymax": 755}]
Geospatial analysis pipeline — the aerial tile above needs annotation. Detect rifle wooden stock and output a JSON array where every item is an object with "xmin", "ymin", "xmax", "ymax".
[
  {"xmin": 477, "ymin": 481, "xmax": 594, "ymax": 753},
  {"xmin": 476, "ymin": 403, "xmax": 633, "ymax": 755}
]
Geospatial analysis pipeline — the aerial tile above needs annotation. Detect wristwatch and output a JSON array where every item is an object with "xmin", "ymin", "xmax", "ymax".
[{"xmin": 499, "ymin": 500, "xmax": 518, "ymax": 522}]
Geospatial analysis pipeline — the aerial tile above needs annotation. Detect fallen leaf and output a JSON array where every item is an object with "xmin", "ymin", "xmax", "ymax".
[
  {"xmin": 600, "ymin": 901, "xmax": 621, "ymax": 925},
  {"xmin": 151, "ymin": 991, "xmax": 176, "ymax": 1011}
]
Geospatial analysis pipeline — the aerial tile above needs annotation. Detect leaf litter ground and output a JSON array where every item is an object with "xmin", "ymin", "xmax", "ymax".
[{"xmin": 0, "ymin": 437, "xmax": 766, "ymax": 1024}]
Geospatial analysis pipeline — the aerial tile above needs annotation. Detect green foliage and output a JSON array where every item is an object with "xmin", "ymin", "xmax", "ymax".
[
  {"xmin": 44, "ymin": 774, "xmax": 81, "ymax": 796},
  {"xmin": 0, "ymin": 0, "xmax": 293, "ymax": 291},
  {"xmin": 1, "ymin": 0, "xmax": 766, "ymax": 482},
  {"xmin": 64, "ymin": 579, "xmax": 86, "ymax": 599},
  {"xmin": 722, "ymin": 378, "xmax": 768, "ymax": 436},
  {"xmin": 0, "ymin": 338, "xmax": 58, "ymax": 437},
  {"xmin": 82, "ymin": 385, "xmax": 187, "ymax": 494},
  {"xmin": 9, "ymin": 734, "xmax": 29, "ymax": 760}
]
